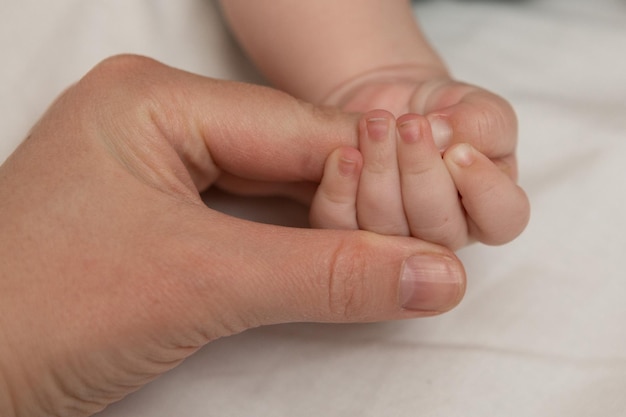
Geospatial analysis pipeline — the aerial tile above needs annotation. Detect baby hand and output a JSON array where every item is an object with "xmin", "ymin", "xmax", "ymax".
[
  {"xmin": 325, "ymin": 74, "xmax": 524, "ymax": 211},
  {"xmin": 310, "ymin": 110, "xmax": 529, "ymax": 250}
]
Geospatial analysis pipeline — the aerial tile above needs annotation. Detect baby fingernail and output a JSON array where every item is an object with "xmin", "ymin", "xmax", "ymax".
[
  {"xmin": 366, "ymin": 117, "xmax": 390, "ymax": 142},
  {"xmin": 338, "ymin": 155, "xmax": 359, "ymax": 177},
  {"xmin": 397, "ymin": 118, "xmax": 421, "ymax": 144},
  {"xmin": 429, "ymin": 117, "xmax": 452, "ymax": 150},
  {"xmin": 399, "ymin": 255, "xmax": 464, "ymax": 312},
  {"xmin": 450, "ymin": 143, "xmax": 475, "ymax": 167}
]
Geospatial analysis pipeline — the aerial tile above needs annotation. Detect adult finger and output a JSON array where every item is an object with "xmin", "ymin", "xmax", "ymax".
[{"xmin": 77, "ymin": 55, "xmax": 362, "ymax": 193}]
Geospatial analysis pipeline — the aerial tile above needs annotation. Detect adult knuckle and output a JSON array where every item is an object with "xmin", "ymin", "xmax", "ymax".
[
  {"xmin": 75, "ymin": 55, "xmax": 170, "ymax": 134},
  {"xmin": 326, "ymin": 234, "xmax": 371, "ymax": 321},
  {"xmin": 89, "ymin": 54, "xmax": 160, "ymax": 83},
  {"xmin": 78, "ymin": 55, "xmax": 163, "ymax": 109}
]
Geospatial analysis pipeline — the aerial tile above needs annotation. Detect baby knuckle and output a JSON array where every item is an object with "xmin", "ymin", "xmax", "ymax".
[{"xmin": 477, "ymin": 96, "xmax": 518, "ymax": 155}]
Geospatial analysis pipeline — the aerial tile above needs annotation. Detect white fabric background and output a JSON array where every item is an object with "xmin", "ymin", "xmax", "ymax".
[{"xmin": 1, "ymin": 1, "xmax": 625, "ymax": 416}]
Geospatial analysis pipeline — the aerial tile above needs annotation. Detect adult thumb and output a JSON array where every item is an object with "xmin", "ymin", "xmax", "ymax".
[{"xmin": 177, "ymin": 210, "xmax": 466, "ymax": 337}]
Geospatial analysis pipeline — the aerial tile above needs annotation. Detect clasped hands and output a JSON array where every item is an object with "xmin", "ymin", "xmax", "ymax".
[{"xmin": 0, "ymin": 56, "xmax": 528, "ymax": 416}]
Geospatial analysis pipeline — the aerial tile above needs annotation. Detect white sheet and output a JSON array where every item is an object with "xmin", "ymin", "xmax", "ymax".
[{"xmin": 2, "ymin": 0, "xmax": 625, "ymax": 415}]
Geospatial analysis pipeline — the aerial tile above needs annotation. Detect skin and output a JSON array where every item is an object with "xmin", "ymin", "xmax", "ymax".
[
  {"xmin": 0, "ymin": 56, "xmax": 466, "ymax": 416},
  {"xmin": 1, "ymin": 1, "xmax": 529, "ymax": 414},
  {"xmin": 220, "ymin": 0, "xmax": 530, "ymax": 249},
  {"xmin": 310, "ymin": 111, "xmax": 530, "ymax": 249}
]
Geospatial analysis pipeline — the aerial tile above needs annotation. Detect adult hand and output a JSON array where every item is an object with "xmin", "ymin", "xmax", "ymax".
[{"xmin": 0, "ymin": 55, "xmax": 466, "ymax": 416}]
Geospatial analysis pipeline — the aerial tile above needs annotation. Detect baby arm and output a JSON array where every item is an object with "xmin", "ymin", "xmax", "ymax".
[
  {"xmin": 218, "ymin": 0, "xmax": 516, "ymax": 152},
  {"xmin": 218, "ymin": 0, "xmax": 445, "ymax": 106},
  {"xmin": 220, "ymin": 0, "xmax": 529, "ymax": 248}
]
